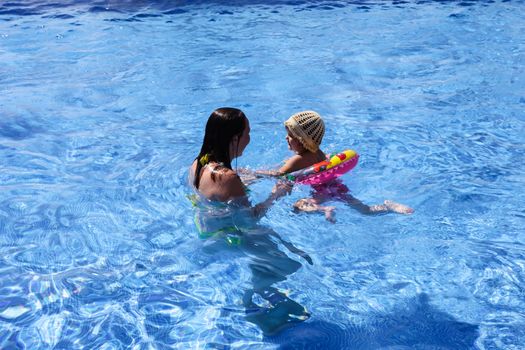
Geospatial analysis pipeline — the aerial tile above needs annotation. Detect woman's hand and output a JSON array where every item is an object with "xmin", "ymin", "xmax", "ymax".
[
  {"xmin": 272, "ymin": 180, "xmax": 293, "ymax": 197},
  {"xmin": 252, "ymin": 180, "xmax": 293, "ymax": 218}
]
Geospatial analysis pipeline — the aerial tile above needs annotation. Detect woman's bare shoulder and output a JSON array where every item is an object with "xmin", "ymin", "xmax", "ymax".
[
  {"xmin": 216, "ymin": 170, "xmax": 246, "ymax": 197},
  {"xmin": 209, "ymin": 164, "xmax": 237, "ymax": 179},
  {"xmin": 192, "ymin": 163, "xmax": 246, "ymax": 201}
]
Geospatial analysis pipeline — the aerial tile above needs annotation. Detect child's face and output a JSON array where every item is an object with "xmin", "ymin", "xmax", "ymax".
[{"xmin": 285, "ymin": 129, "xmax": 305, "ymax": 154}]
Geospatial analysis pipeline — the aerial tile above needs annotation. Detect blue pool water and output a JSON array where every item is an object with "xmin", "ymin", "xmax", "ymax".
[{"xmin": 1, "ymin": 0, "xmax": 524, "ymax": 348}]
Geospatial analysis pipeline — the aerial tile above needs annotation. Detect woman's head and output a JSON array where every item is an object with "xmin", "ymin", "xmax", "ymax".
[
  {"xmin": 194, "ymin": 107, "xmax": 249, "ymax": 188},
  {"xmin": 284, "ymin": 110, "xmax": 325, "ymax": 153}
]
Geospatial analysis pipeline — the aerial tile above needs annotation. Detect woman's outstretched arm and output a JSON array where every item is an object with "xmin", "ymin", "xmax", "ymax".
[{"xmin": 252, "ymin": 180, "xmax": 292, "ymax": 219}]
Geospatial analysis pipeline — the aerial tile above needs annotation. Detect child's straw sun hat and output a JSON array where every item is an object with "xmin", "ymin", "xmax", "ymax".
[{"xmin": 284, "ymin": 110, "xmax": 325, "ymax": 153}]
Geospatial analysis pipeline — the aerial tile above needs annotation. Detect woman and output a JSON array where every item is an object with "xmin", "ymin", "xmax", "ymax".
[
  {"xmin": 190, "ymin": 107, "xmax": 251, "ymax": 202},
  {"xmin": 190, "ymin": 107, "xmax": 288, "ymax": 213},
  {"xmin": 189, "ymin": 107, "xmax": 310, "ymax": 335}
]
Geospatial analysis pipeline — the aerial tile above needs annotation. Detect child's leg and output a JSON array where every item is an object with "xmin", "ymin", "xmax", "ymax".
[
  {"xmin": 340, "ymin": 194, "xmax": 413, "ymax": 215},
  {"xmin": 383, "ymin": 200, "xmax": 414, "ymax": 214},
  {"xmin": 293, "ymin": 197, "xmax": 336, "ymax": 222}
]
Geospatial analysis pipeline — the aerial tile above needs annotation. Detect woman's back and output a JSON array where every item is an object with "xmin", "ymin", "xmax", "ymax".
[
  {"xmin": 190, "ymin": 107, "xmax": 250, "ymax": 202},
  {"xmin": 190, "ymin": 160, "xmax": 246, "ymax": 203}
]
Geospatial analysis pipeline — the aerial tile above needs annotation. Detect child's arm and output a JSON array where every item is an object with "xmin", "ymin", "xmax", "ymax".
[
  {"xmin": 254, "ymin": 169, "xmax": 282, "ymax": 177},
  {"xmin": 278, "ymin": 155, "xmax": 304, "ymax": 174},
  {"xmin": 238, "ymin": 155, "xmax": 303, "ymax": 185},
  {"xmin": 238, "ymin": 166, "xmax": 284, "ymax": 181},
  {"xmin": 237, "ymin": 168, "xmax": 280, "ymax": 187}
]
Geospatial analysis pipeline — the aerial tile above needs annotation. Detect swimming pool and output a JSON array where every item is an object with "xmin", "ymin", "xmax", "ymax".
[{"xmin": 1, "ymin": 0, "xmax": 524, "ymax": 348}]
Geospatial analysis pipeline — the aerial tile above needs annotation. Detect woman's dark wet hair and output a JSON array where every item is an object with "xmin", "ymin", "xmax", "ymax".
[{"xmin": 194, "ymin": 107, "xmax": 247, "ymax": 189}]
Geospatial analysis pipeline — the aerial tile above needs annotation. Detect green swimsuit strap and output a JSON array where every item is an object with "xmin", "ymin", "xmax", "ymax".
[{"xmin": 190, "ymin": 201, "xmax": 242, "ymax": 246}]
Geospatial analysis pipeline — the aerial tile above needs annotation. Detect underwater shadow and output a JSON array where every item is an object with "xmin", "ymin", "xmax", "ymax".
[
  {"xmin": 238, "ymin": 226, "xmax": 313, "ymax": 335},
  {"xmin": 266, "ymin": 293, "xmax": 479, "ymax": 349}
]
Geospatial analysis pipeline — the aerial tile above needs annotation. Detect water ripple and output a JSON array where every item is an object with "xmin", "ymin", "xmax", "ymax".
[{"xmin": 1, "ymin": 0, "xmax": 524, "ymax": 347}]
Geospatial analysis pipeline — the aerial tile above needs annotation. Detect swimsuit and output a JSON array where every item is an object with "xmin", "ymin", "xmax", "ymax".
[{"xmin": 311, "ymin": 179, "xmax": 349, "ymax": 198}]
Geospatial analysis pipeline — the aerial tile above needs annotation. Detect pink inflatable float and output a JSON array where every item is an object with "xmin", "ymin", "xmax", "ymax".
[{"xmin": 286, "ymin": 149, "xmax": 359, "ymax": 185}]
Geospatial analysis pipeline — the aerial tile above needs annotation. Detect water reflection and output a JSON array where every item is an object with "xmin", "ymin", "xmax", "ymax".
[
  {"xmin": 192, "ymin": 198, "xmax": 311, "ymax": 335},
  {"xmin": 241, "ymin": 226, "xmax": 312, "ymax": 335}
]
